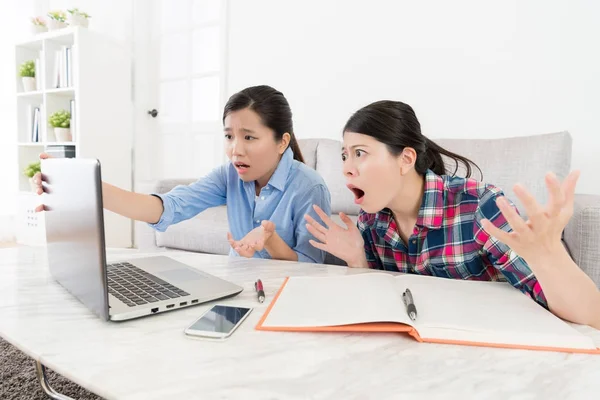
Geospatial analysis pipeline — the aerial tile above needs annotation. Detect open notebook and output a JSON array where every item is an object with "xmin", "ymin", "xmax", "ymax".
[{"xmin": 256, "ymin": 273, "xmax": 600, "ymax": 354}]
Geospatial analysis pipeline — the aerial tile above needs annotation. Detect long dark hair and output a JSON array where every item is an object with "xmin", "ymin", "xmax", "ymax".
[
  {"xmin": 343, "ymin": 100, "xmax": 481, "ymax": 178},
  {"xmin": 223, "ymin": 85, "xmax": 304, "ymax": 163}
]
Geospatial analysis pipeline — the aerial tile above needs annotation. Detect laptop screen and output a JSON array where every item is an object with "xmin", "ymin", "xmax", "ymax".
[{"xmin": 42, "ymin": 158, "xmax": 110, "ymax": 321}]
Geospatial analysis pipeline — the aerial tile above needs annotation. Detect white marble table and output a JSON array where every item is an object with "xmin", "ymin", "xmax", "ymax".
[{"xmin": 2, "ymin": 246, "xmax": 600, "ymax": 400}]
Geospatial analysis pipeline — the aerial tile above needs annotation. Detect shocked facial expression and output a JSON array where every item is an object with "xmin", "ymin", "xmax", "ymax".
[
  {"xmin": 342, "ymin": 131, "xmax": 410, "ymax": 213},
  {"xmin": 224, "ymin": 108, "xmax": 288, "ymax": 185}
]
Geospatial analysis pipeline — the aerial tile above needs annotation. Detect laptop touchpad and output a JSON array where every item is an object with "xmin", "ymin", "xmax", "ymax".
[{"xmin": 158, "ymin": 268, "xmax": 204, "ymax": 283}]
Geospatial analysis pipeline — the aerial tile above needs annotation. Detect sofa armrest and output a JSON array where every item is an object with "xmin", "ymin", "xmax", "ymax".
[
  {"xmin": 138, "ymin": 178, "xmax": 197, "ymax": 195},
  {"xmin": 563, "ymin": 194, "xmax": 600, "ymax": 288},
  {"xmin": 132, "ymin": 179, "xmax": 197, "ymax": 250}
]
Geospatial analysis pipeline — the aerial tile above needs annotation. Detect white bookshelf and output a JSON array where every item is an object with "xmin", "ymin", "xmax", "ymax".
[{"xmin": 14, "ymin": 26, "xmax": 132, "ymax": 247}]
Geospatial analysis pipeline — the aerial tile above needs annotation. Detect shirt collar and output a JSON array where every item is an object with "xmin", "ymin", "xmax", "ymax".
[
  {"xmin": 243, "ymin": 146, "xmax": 294, "ymax": 192},
  {"xmin": 374, "ymin": 169, "xmax": 445, "ymax": 235},
  {"xmin": 416, "ymin": 169, "xmax": 445, "ymax": 229}
]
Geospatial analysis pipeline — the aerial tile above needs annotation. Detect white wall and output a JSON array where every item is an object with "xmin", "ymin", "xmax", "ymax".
[{"xmin": 227, "ymin": 0, "xmax": 600, "ymax": 195}]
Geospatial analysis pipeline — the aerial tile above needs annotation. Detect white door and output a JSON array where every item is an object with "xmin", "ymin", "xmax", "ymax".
[{"xmin": 132, "ymin": 0, "xmax": 228, "ymax": 185}]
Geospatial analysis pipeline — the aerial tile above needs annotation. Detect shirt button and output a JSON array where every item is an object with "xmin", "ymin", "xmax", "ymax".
[
  {"xmin": 412, "ymin": 240, "xmax": 416, "ymax": 244},
  {"xmin": 265, "ymin": 186, "xmax": 270, "ymax": 190},
  {"xmin": 255, "ymin": 220, "xmax": 260, "ymax": 223},
  {"xmin": 261, "ymin": 196, "xmax": 265, "ymax": 200}
]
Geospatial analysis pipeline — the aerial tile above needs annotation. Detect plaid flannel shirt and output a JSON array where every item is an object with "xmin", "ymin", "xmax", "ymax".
[{"xmin": 358, "ymin": 169, "xmax": 547, "ymax": 308}]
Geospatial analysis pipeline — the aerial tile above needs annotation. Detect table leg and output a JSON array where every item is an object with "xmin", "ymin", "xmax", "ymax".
[{"xmin": 35, "ymin": 361, "xmax": 76, "ymax": 400}]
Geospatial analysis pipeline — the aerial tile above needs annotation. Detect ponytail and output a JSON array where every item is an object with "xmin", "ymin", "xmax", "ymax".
[
  {"xmin": 287, "ymin": 133, "xmax": 305, "ymax": 163},
  {"xmin": 418, "ymin": 137, "xmax": 481, "ymax": 179}
]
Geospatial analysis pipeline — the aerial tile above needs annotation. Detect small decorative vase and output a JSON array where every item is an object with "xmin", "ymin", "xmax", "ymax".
[
  {"xmin": 22, "ymin": 77, "xmax": 36, "ymax": 92},
  {"xmin": 47, "ymin": 19, "xmax": 68, "ymax": 31},
  {"xmin": 54, "ymin": 127, "xmax": 72, "ymax": 142},
  {"xmin": 68, "ymin": 15, "xmax": 89, "ymax": 28},
  {"xmin": 31, "ymin": 25, "xmax": 48, "ymax": 35}
]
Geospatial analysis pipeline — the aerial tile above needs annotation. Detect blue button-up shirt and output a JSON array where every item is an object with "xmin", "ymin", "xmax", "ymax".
[{"xmin": 149, "ymin": 147, "xmax": 331, "ymax": 263}]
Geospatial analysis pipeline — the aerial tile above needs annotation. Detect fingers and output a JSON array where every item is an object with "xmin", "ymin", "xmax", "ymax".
[
  {"xmin": 481, "ymin": 218, "xmax": 513, "ymax": 245},
  {"xmin": 305, "ymin": 214, "xmax": 327, "ymax": 235},
  {"xmin": 544, "ymin": 172, "xmax": 564, "ymax": 218},
  {"xmin": 39, "ymin": 152, "xmax": 51, "ymax": 159},
  {"xmin": 312, "ymin": 204, "xmax": 334, "ymax": 228},
  {"xmin": 33, "ymin": 173, "xmax": 42, "ymax": 189},
  {"xmin": 32, "ymin": 172, "xmax": 47, "ymax": 194},
  {"xmin": 261, "ymin": 220, "xmax": 276, "ymax": 232},
  {"xmin": 235, "ymin": 243, "xmax": 255, "ymax": 258},
  {"xmin": 309, "ymin": 239, "xmax": 328, "ymax": 251},
  {"xmin": 495, "ymin": 197, "xmax": 530, "ymax": 235},
  {"xmin": 227, "ymin": 232, "xmax": 237, "ymax": 247},
  {"xmin": 339, "ymin": 212, "xmax": 356, "ymax": 230},
  {"xmin": 513, "ymin": 183, "xmax": 544, "ymax": 224},
  {"xmin": 34, "ymin": 204, "xmax": 45, "ymax": 213},
  {"xmin": 306, "ymin": 222, "xmax": 327, "ymax": 243},
  {"xmin": 561, "ymin": 170, "xmax": 580, "ymax": 208}
]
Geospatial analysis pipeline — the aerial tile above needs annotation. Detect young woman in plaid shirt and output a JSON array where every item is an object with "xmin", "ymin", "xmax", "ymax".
[{"xmin": 306, "ymin": 100, "xmax": 600, "ymax": 329}]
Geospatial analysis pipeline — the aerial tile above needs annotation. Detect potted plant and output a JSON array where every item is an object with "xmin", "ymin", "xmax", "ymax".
[
  {"xmin": 49, "ymin": 110, "xmax": 72, "ymax": 142},
  {"xmin": 47, "ymin": 10, "xmax": 67, "ymax": 30},
  {"xmin": 67, "ymin": 8, "xmax": 91, "ymax": 28},
  {"xmin": 30, "ymin": 16, "xmax": 47, "ymax": 34},
  {"xmin": 24, "ymin": 161, "xmax": 41, "ymax": 191},
  {"xmin": 19, "ymin": 60, "xmax": 36, "ymax": 92}
]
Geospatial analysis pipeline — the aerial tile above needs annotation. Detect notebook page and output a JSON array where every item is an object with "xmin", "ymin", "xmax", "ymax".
[
  {"xmin": 394, "ymin": 274, "xmax": 595, "ymax": 349},
  {"xmin": 261, "ymin": 273, "xmax": 411, "ymax": 328}
]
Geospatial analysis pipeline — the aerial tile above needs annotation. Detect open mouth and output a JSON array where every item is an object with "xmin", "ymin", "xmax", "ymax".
[
  {"xmin": 233, "ymin": 161, "xmax": 251, "ymax": 173},
  {"xmin": 347, "ymin": 184, "xmax": 365, "ymax": 204}
]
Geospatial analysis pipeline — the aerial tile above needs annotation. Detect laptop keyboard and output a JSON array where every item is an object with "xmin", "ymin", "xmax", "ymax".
[{"xmin": 106, "ymin": 262, "xmax": 190, "ymax": 307}]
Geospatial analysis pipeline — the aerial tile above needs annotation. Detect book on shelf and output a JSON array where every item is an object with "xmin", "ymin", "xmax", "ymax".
[
  {"xmin": 53, "ymin": 50, "xmax": 60, "ymax": 88},
  {"xmin": 44, "ymin": 144, "xmax": 76, "ymax": 158},
  {"xmin": 66, "ymin": 47, "xmax": 72, "ymax": 87},
  {"xmin": 69, "ymin": 99, "xmax": 76, "ymax": 141},
  {"xmin": 30, "ymin": 106, "xmax": 40, "ymax": 143},
  {"xmin": 53, "ymin": 46, "xmax": 73, "ymax": 89}
]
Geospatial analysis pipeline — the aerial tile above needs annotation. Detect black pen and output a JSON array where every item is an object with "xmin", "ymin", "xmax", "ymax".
[
  {"xmin": 403, "ymin": 288, "xmax": 417, "ymax": 321},
  {"xmin": 255, "ymin": 279, "xmax": 265, "ymax": 303}
]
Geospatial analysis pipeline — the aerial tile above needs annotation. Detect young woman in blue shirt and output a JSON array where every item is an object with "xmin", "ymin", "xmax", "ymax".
[{"xmin": 35, "ymin": 85, "xmax": 331, "ymax": 263}]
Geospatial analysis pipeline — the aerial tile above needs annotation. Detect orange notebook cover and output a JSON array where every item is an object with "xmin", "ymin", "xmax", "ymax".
[{"xmin": 256, "ymin": 274, "xmax": 600, "ymax": 355}]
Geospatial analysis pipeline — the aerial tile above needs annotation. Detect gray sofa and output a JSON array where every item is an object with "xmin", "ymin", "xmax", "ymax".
[{"xmin": 135, "ymin": 131, "xmax": 600, "ymax": 287}]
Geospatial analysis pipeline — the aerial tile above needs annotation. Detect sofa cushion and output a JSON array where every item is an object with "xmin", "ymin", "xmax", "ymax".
[
  {"xmin": 297, "ymin": 139, "xmax": 319, "ymax": 170},
  {"xmin": 434, "ymin": 131, "xmax": 572, "ymax": 216},
  {"xmin": 563, "ymin": 194, "xmax": 600, "ymax": 287},
  {"xmin": 156, "ymin": 206, "xmax": 230, "ymax": 255}
]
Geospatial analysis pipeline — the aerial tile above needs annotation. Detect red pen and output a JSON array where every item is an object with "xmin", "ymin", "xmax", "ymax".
[{"xmin": 254, "ymin": 279, "xmax": 265, "ymax": 303}]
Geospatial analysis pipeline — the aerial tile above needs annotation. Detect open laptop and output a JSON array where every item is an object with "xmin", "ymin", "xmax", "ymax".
[{"xmin": 41, "ymin": 158, "xmax": 243, "ymax": 321}]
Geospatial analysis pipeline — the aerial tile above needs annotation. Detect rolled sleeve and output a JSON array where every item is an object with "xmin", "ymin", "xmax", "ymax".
[
  {"xmin": 293, "ymin": 184, "xmax": 331, "ymax": 263},
  {"xmin": 474, "ymin": 188, "xmax": 548, "ymax": 308},
  {"xmin": 148, "ymin": 193, "xmax": 173, "ymax": 232},
  {"xmin": 147, "ymin": 165, "xmax": 228, "ymax": 232}
]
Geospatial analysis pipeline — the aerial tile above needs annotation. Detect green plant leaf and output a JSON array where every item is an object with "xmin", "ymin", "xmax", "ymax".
[
  {"xmin": 23, "ymin": 161, "xmax": 41, "ymax": 178},
  {"xmin": 48, "ymin": 109, "xmax": 71, "ymax": 128},
  {"xmin": 19, "ymin": 60, "xmax": 35, "ymax": 77}
]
